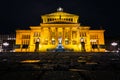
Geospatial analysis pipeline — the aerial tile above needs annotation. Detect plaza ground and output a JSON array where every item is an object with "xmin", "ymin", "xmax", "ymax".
[{"xmin": 0, "ymin": 52, "xmax": 120, "ymax": 80}]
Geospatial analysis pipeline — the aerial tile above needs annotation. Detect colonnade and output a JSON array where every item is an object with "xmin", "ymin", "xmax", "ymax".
[{"xmin": 40, "ymin": 27, "xmax": 79, "ymax": 45}]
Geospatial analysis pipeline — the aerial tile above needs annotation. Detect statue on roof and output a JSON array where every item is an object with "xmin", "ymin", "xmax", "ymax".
[{"xmin": 57, "ymin": 7, "xmax": 63, "ymax": 12}]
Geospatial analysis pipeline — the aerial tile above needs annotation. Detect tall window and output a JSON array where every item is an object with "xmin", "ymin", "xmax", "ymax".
[
  {"xmin": 22, "ymin": 40, "xmax": 30, "ymax": 45},
  {"xmin": 22, "ymin": 35, "xmax": 30, "ymax": 39},
  {"xmin": 80, "ymin": 32, "xmax": 86, "ymax": 37},
  {"xmin": 52, "ymin": 32, "xmax": 55, "ymax": 37},
  {"xmin": 52, "ymin": 38, "xmax": 55, "ymax": 45},
  {"xmin": 65, "ymin": 39, "xmax": 69, "ymax": 45},
  {"xmin": 34, "ymin": 32, "xmax": 40, "ymax": 37},
  {"xmin": 72, "ymin": 31, "xmax": 77, "ymax": 38}
]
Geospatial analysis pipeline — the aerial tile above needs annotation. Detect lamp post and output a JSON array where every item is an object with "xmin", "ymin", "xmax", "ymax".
[
  {"xmin": 35, "ymin": 38, "xmax": 40, "ymax": 52},
  {"xmin": 80, "ymin": 38, "xmax": 85, "ymax": 52},
  {"xmin": 111, "ymin": 42, "xmax": 118, "ymax": 52},
  {"xmin": 3, "ymin": 42, "xmax": 9, "ymax": 52}
]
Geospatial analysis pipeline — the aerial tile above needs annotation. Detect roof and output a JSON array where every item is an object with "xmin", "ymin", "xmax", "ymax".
[
  {"xmin": 42, "ymin": 11, "xmax": 79, "ymax": 17},
  {"xmin": 42, "ymin": 7, "xmax": 79, "ymax": 17}
]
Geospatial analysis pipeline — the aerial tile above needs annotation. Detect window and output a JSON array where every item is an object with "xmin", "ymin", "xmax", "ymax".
[
  {"xmin": 72, "ymin": 31, "xmax": 77, "ymax": 38},
  {"xmin": 22, "ymin": 35, "xmax": 30, "ymax": 39},
  {"xmin": 34, "ymin": 32, "xmax": 40, "ymax": 37},
  {"xmin": 22, "ymin": 40, "xmax": 29, "ymax": 45},
  {"xmin": 65, "ymin": 40, "xmax": 69, "ymax": 45},
  {"xmin": 71, "ymin": 18, "xmax": 73, "ymax": 21},
  {"xmin": 51, "ymin": 38, "xmax": 55, "ymax": 45},
  {"xmin": 72, "ymin": 40, "xmax": 77, "ymax": 45},
  {"xmin": 65, "ymin": 32, "xmax": 68, "ymax": 37},
  {"xmin": 44, "ymin": 40, "xmax": 48, "ymax": 45},
  {"xmin": 52, "ymin": 32, "xmax": 55, "ymax": 37},
  {"xmin": 80, "ymin": 32, "xmax": 86, "ymax": 37}
]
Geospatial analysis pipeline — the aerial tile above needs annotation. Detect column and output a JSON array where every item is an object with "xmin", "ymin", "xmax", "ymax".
[
  {"xmin": 48, "ymin": 27, "xmax": 51, "ymax": 45},
  {"xmin": 70, "ymin": 28, "xmax": 72, "ymax": 45},
  {"xmin": 55, "ymin": 28, "xmax": 58, "ymax": 45},
  {"xmin": 77, "ymin": 27, "xmax": 80, "ymax": 44},
  {"xmin": 41, "ymin": 27, "xmax": 43, "ymax": 45},
  {"xmin": 63, "ymin": 28, "xmax": 65, "ymax": 45}
]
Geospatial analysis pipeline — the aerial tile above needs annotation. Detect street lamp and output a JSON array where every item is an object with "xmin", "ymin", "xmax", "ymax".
[
  {"xmin": 111, "ymin": 42, "xmax": 117, "ymax": 46},
  {"xmin": 35, "ymin": 38, "xmax": 40, "ymax": 52},
  {"xmin": 3, "ymin": 42, "xmax": 9, "ymax": 52},
  {"xmin": 80, "ymin": 38, "xmax": 85, "ymax": 52},
  {"xmin": 111, "ymin": 42, "xmax": 118, "ymax": 52},
  {"xmin": 3, "ymin": 42, "xmax": 9, "ymax": 47}
]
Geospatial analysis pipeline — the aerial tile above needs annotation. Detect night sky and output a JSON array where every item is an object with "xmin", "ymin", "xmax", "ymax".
[{"xmin": 0, "ymin": 0, "xmax": 120, "ymax": 39}]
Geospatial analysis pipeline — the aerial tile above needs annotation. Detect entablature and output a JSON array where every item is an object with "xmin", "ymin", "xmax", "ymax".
[{"xmin": 40, "ymin": 23, "xmax": 80, "ymax": 28}]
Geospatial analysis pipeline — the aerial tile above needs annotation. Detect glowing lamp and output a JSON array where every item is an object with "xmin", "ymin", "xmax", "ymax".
[
  {"xmin": 3, "ymin": 42, "xmax": 9, "ymax": 47},
  {"xmin": 111, "ymin": 42, "xmax": 118, "ymax": 46}
]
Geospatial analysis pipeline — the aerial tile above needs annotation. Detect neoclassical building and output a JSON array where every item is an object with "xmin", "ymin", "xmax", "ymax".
[{"xmin": 15, "ymin": 8, "xmax": 105, "ymax": 52}]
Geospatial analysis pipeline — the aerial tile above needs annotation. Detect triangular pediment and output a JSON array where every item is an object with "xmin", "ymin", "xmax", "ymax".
[{"xmin": 41, "ymin": 7, "xmax": 79, "ymax": 24}]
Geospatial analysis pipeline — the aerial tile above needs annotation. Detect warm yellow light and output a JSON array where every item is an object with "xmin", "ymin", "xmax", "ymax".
[
  {"xmin": 45, "ymin": 39, "xmax": 48, "ymax": 40},
  {"xmin": 20, "ymin": 60, "xmax": 41, "ymax": 63},
  {"xmin": 90, "ymin": 39, "xmax": 97, "ymax": 42},
  {"xmin": 52, "ymin": 38, "xmax": 55, "ymax": 41},
  {"xmin": 65, "ymin": 38, "xmax": 68, "ymax": 41}
]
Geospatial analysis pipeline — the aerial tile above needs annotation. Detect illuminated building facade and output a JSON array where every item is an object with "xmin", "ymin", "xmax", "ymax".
[{"xmin": 15, "ymin": 8, "xmax": 105, "ymax": 52}]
